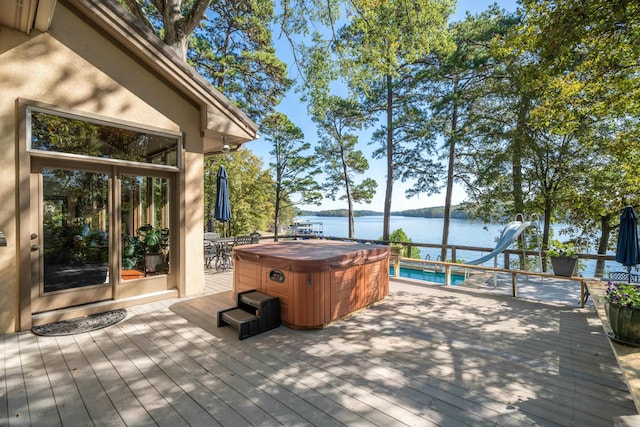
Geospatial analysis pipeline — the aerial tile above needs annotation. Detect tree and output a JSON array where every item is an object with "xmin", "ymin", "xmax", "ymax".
[
  {"xmin": 121, "ymin": 0, "xmax": 211, "ymax": 59},
  {"xmin": 518, "ymin": 0, "xmax": 640, "ymax": 122},
  {"xmin": 416, "ymin": 7, "xmax": 517, "ymax": 261},
  {"xmin": 262, "ymin": 113, "xmax": 321, "ymax": 240},
  {"xmin": 496, "ymin": 0, "xmax": 640, "ymax": 269},
  {"xmin": 121, "ymin": 0, "xmax": 290, "ymax": 120},
  {"xmin": 204, "ymin": 150, "xmax": 275, "ymax": 236},
  {"xmin": 561, "ymin": 117, "xmax": 640, "ymax": 276},
  {"xmin": 333, "ymin": 0, "xmax": 455, "ymax": 241},
  {"xmin": 313, "ymin": 97, "xmax": 377, "ymax": 238},
  {"xmin": 188, "ymin": 0, "xmax": 291, "ymax": 120}
]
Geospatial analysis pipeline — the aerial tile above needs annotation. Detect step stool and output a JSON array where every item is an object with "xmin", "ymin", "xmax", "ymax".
[{"xmin": 217, "ymin": 290, "xmax": 281, "ymax": 340}]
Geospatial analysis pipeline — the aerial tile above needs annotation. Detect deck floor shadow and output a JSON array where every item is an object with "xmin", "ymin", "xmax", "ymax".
[{"xmin": 2, "ymin": 272, "xmax": 636, "ymax": 426}]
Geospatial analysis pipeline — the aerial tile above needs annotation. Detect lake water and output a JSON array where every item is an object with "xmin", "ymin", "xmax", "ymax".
[{"xmin": 296, "ymin": 215, "xmax": 618, "ymax": 278}]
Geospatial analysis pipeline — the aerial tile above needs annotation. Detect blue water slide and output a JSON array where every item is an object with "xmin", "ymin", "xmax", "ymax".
[{"xmin": 466, "ymin": 221, "xmax": 536, "ymax": 265}]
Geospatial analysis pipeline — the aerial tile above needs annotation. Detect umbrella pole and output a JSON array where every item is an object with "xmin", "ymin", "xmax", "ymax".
[{"xmin": 629, "ymin": 266, "xmax": 632, "ymax": 284}]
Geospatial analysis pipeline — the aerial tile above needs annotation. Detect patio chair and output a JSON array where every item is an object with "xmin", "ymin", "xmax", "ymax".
[
  {"xmin": 204, "ymin": 232, "xmax": 220, "ymax": 241},
  {"xmin": 608, "ymin": 271, "xmax": 640, "ymax": 283},
  {"xmin": 234, "ymin": 235, "xmax": 253, "ymax": 246}
]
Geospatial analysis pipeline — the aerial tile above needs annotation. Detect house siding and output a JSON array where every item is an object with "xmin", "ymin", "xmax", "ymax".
[{"xmin": 0, "ymin": 2, "xmax": 208, "ymax": 333}]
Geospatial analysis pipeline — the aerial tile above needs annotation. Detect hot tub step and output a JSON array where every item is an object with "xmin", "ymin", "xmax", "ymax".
[
  {"xmin": 217, "ymin": 290, "xmax": 281, "ymax": 340},
  {"xmin": 220, "ymin": 308, "xmax": 258, "ymax": 328},
  {"xmin": 218, "ymin": 308, "xmax": 260, "ymax": 340}
]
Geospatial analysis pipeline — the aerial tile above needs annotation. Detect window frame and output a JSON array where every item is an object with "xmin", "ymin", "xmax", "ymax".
[{"xmin": 25, "ymin": 101, "xmax": 182, "ymax": 171}]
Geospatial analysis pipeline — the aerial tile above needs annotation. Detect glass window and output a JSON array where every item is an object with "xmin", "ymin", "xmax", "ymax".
[
  {"xmin": 42, "ymin": 169, "xmax": 109, "ymax": 292},
  {"xmin": 121, "ymin": 174, "xmax": 170, "ymax": 278},
  {"xmin": 30, "ymin": 109, "xmax": 179, "ymax": 167}
]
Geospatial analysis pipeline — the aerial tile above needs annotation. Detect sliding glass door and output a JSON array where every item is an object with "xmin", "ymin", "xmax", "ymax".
[{"xmin": 26, "ymin": 104, "xmax": 179, "ymax": 313}]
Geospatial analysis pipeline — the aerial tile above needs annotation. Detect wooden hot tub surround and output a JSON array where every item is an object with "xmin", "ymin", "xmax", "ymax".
[{"xmin": 233, "ymin": 240, "xmax": 390, "ymax": 329}]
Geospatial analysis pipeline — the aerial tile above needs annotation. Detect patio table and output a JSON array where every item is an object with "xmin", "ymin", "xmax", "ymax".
[{"xmin": 205, "ymin": 238, "xmax": 234, "ymax": 271}]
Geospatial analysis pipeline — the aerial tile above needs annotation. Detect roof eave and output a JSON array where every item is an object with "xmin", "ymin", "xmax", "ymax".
[{"xmin": 64, "ymin": 0, "xmax": 259, "ymax": 150}]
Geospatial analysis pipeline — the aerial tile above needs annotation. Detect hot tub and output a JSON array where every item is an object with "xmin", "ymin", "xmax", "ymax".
[{"xmin": 233, "ymin": 240, "xmax": 390, "ymax": 329}]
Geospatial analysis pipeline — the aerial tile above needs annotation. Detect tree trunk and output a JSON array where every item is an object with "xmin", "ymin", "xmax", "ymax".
[
  {"xmin": 342, "ymin": 147, "xmax": 355, "ymax": 239},
  {"xmin": 383, "ymin": 74, "xmax": 394, "ymax": 241},
  {"xmin": 512, "ymin": 96, "xmax": 529, "ymax": 269},
  {"xmin": 441, "ymin": 77, "xmax": 458, "ymax": 262},
  {"xmin": 596, "ymin": 214, "xmax": 612, "ymax": 278},
  {"xmin": 542, "ymin": 198, "xmax": 553, "ymax": 272},
  {"xmin": 273, "ymin": 182, "xmax": 281, "ymax": 242}
]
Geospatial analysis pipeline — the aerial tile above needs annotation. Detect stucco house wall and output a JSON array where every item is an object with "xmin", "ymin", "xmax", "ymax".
[{"xmin": 0, "ymin": 0, "xmax": 257, "ymax": 333}]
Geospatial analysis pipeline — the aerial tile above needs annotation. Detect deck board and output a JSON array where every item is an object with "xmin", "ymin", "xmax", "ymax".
[
  {"xmin": 16, "ymin": 333, "xmax": 59, "ymax": 427},
  {"xmin": 37, "ymin": 335, "xmax": 94, "ymax": 426},
  {"xmin": 73, "ymin": 331, "xmax": 157, "ymax": 426},
  {"xmin": 88, "ymin": 327, "xmax": 189, "ymax": 427},
  {"xmin": 0, "ymin": 335, "xmax": 6, "ymax": 423},
  {"xmin": 5, "ymin": 334, "xmax": 30, "ymax": 426},
  {"xmin": 2, "ymin": 272, "xmax": 638, "ymax": 426}
]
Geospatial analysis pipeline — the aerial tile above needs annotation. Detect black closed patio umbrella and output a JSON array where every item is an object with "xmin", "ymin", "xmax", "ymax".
[
  {"xmin": 616, "ymin": 206, "xmax": 640, "ymax": 283},
  {"xmin": 214, "ymin": 165, "xmax": 231, "ymax": 237}
]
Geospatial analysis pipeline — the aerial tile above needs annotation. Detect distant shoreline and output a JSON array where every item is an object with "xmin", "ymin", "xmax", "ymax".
[{"xmin": 296, "ymin": 205, "xmax": 469, "ymax": 220}]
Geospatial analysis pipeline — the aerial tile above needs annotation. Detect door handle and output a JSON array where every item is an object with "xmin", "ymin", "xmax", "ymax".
[{"xmin": 31, "ymin": 244, "xmax": 40, "ymax": 251}]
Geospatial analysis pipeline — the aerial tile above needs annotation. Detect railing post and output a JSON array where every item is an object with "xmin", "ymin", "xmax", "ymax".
[
  {"xmin": 451, "ymin": 247, "xmax": 456, "ymax": 263},
  {"xmin": 511, "ymin": 272, "xmax": 517, "ymax": 297},
  {"xmin": 393, "ymin": 255, "xmax": 400, "ymax": 277},
  {"xmin": 445, "ymin": 264, "xmax": 451, "ymax": 286}
]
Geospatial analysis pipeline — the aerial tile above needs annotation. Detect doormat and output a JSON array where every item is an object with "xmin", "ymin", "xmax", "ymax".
[{"xmin": 32, "ymin": 309, "xmax": 127, "ymax": 336}]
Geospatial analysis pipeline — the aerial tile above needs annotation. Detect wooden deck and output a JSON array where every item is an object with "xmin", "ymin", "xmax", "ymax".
[
  {"xmin": 588, "ymin": 281, "xmax": 640, "ymax": 421},
  {"xmin": 2, "ymin": 271, "xmax": 637, "ymax": 426}
]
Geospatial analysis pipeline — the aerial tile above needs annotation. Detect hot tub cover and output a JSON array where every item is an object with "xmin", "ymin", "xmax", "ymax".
[{"xmin": 233, "ymin": 240, "xmax": 390, "ymax": 272}]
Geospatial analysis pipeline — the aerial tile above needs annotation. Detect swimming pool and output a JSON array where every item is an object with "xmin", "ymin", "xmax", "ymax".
[{"xmin": 389, "ymin": 266, "xmax": 466, "ymax": 285}]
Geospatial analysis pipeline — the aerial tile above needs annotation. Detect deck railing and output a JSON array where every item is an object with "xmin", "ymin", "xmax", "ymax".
[
  {"xmin": 310, "ymin": 235, "xmax": 615, "ymax": 277},
  {"xmin": 262, "ymin": 233, "xmax": 617, "ymax": 278},
  {"xmin": 258, "ymin": 234, "xmax": 610, "ymax": 307},
  {"xmin": 387, "ymin": 255, "xmax": 591, "ymax": 307}
]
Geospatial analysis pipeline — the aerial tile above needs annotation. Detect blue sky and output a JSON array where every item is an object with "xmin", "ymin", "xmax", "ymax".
[{"xmin": 244, "ymin": 0, "xmax": 519, "ymax": 212}]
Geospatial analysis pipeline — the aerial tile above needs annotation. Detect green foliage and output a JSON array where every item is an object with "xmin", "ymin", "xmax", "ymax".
[
  {"xmin": 262, "ymin": 112, "xmax": 322, "ymax": 238},
  {"xmin": 484, "ymin": 0, "xmax": 640, "ymax": 256},
  {"xmin": 122, "ymin": 225, "xmax": 169, "ymax": 272},
  {"xmin": 546, "ymin": 240, "xmax": 578, "ymax": 259},
  {"xmin": 384, "ymin": 229, "xmax": 421, "ymax": 259},
  {"xmin": 188, "ymin": 0, "xmax": 291, "ymax": 121},
  {"xmin": 122, "ymin": 0, "xmax": 290, "ymax": 121},
  {"xmin": 517, "ymin": 0, "xmax": 640, "ymax": 122},
  {"xmin": 205, "ymin": 150, "xmax": 275, "ymax": 236},
  {"xmin": 287, "ymin": 0, "xmax": 455, "ymax": 240},
  {"xmin": 137, "ymin": 225, "xmax": 163, "ymax": 255},
  {"xmin": 603, "ymin": 282, "xmax": 640, "ymax": 309},
  {"xmin": 335, "ymin": 0, "xmax": 455, "ymax": 79},
  {"xmin": 312, "ymin": 96, "xmax": 377, "ymax": 238}
]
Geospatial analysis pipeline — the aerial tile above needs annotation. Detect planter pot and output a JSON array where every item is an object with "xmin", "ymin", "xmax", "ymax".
[
  {"xmin": 121, "ymin": 269, "xmax": 144, "ymax": 280},
  {"xmin": 606, "ymin": 302, "xmax": 640, "ymax": 347},
  {"xmin": 145, "ymin": 254, "xmax": 165, "ymax": 273},
  {"xmin": 390, "ymin": 247, "xmax": 403, "ymax": 257},
  {"xmin": 550, "ymin": 256, "xmax": 578, "ymax": 277}
]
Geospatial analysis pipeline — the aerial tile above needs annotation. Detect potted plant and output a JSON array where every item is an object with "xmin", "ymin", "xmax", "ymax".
[
  {"xmin": 390, "ymin": 243, "xmax": 404, "ymax": 257},
  {"xmin": 603, "ymin": 281, "xmax": 640, "ymax": 346},
  {"xmin": 546, "ymin": 240, "xmax": 578, "ymax": 277},
  {"xmin": 122, "ymin": 225, "xmax": 168, "ymax": 275}
]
